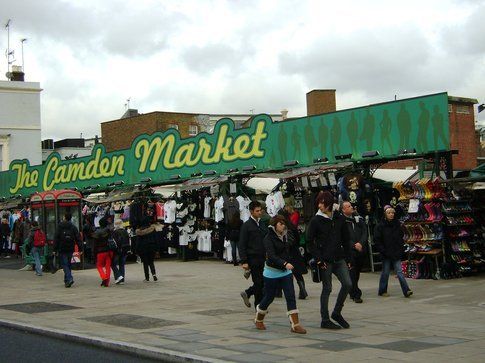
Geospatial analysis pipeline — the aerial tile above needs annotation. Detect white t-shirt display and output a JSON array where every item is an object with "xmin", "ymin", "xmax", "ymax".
[
  {"xmin": 214, "ymin": 196, "xmax": 225, "ymax": 222},
  {"xmin": 204, "ymin": 196, "xmax": 212, "ymax": 219},
  {"xmin": 265, "ymin": 191, "xmax": 285, "ymax": 217},
  {"xmin": 236, "ymin": 195, "xmax": 251, "ymax": 222},
  {"xmin": 163, "ymin": 200, "xmax": 177, "ymax": 223},
  {"xmin": 197, "ymin": 230, "xmax": 212, "ymax": 252}
]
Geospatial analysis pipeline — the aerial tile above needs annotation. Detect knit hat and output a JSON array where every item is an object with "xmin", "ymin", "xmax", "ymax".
[{"xmin": 383, "ymin": 205, "xmax": 394, "ymax": 212}]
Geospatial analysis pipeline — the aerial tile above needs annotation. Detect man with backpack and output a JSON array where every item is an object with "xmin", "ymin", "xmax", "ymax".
[
  {"xmin": 54, "ymin": 213, "xmax": 81, "ymax": 288},
  {"xmin": 29, "ymin": 221, "xmax": 46, "ymax": 276}
]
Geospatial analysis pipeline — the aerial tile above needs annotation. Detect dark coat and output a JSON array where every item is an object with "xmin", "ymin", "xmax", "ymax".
[
  {"xmin": 135, "ymin": 225, "xmax": 158, "ymax": 254},
  {"xmin": 343, "ymin": 214, "xmax": 368, "ymax": 258},
  {"xmin": 54, "ymin": 221, "xmax": 81, "ymax": 253},
  {"xmin": 0, "ymin": 223, "xmax": 10, "ymax": 238},
  {"xmin": 306, "ymin": 212, "xmax": 351, "ymax": 264},
  {"xmin": 238, "ymin": 218, "xmax": 267, "ymax": 263},
  {"xmin": 92, "ymin": 227, "xmax": 111, "ymax": 255},
  {"xmin": 112, "ymin": 228, "xmax": 130, "ymax": 253},
  {"xmin": 373, "ymin": 218, "xmax": 404, "ymax": 260},
  {"xmin": 263, "ymin": 227, "xmax": 291, "ymax": 271}
]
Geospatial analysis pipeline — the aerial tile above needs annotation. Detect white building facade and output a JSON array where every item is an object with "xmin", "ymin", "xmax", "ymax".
[{"xmin": 0, "ymin": 80, "xmax": 42, "ymax": 170}]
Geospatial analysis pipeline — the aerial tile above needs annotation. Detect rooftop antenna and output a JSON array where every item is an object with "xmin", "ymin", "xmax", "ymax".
[
  {"xmin": 124, "ymin": 97, "xmax": 131, "ymax": 110},
  {"xmin": 250, "ymin": 108, "xmax": 254, "ymax": 114},
  {"xmin": 21, "ymin": 38, "xmax": 27, "ymax": 74},
  {"xmin": 5, "ymin": 19, "xmax": 16, "ymax": 74}
]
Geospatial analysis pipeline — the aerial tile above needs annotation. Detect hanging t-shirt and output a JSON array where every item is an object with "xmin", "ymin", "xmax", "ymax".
[
  {"xmin": 236, "ymin": 196, "xmax": 251, "ymax": 222},
  {"xmin": 155, "ymin": 202, "xmax": 164, "ymax": 221},
  {"xmin": 223, "ymin": 196, "xmax": 240, "ymax": 223},
  {"xmin": 266, "ymin": 191, "xmax": 285, "ymax": 217},
  {"xmin": 163, "ymin": 200, "xmax": 177, "ymax": 223},
  {"xmin": 204, "ymin": 196, "xmax": 212, "ymax": 219},
  {"xmin": 197, "ymin": 230, "xmax": 212, "ymax": 252},
  {"xmin": 214, "ymin": 196, "xmax": 224, "ymax": 222}
]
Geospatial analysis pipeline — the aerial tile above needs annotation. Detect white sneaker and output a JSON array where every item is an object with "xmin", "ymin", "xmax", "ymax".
[{"xmin": 115, "ymin": 276, "xmax": 124, "ymax": 284}]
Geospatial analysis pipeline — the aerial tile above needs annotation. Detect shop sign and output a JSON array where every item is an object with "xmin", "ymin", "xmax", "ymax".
[{"xmin": 0, "ymin": 92, "xmax": 449, "ymax": 198}]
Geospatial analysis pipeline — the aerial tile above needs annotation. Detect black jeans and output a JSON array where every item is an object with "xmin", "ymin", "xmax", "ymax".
[
  {"xmin": 229, "ymin": 240, "xmax": 238, "ymax": 264},
  {"xmin": 320, "ymin": 259, "xmax": 352, "ymax": 321},
  {"xmin": 349, "ymin": 253, "xmax": 365, "ymax": 299},
  {"xmin": 245, "ymin": 255, "xmax": 265, "ymax": 308},
  {"xmin": 259, "ymin": 273, "xmax": 297, "ymax": 311},
  {"xmin": 139, "ymin": 250, "xmax": 156, "ymax": 280}
]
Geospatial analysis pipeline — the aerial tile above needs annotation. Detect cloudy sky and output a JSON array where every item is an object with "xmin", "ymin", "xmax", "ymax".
[{"xmin": 2, "ymin": 0, "xmax": 484, "ymax": 140}]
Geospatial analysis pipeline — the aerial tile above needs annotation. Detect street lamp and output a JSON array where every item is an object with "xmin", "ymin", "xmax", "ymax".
[{"xmin": 21, "ymin": 38, "xmax": 27, "ymax": 74}]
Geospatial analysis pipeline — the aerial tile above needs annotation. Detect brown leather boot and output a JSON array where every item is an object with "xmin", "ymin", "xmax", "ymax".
[
  {"xmin": 288, "ymin": 309, "xmax": 306, "ymax": 334},
  {"xmin": 254, "ymin": 305, "xmax": 267, "ymax": 330}
]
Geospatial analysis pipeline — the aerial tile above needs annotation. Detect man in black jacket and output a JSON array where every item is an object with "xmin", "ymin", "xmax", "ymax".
[
  {"xmin": 307, "ymin": 191, "xmax": 352, "ymax": 329},
  {"xmin": 54, "ymin": 213, "xmax": 81, "ymax": 288},
  {"xmin": 341, "ymin": 201, "xmax": 367, "ymax": 303},
  {"xmin": 238, "ymin": 201, "xmax": 266, "ymax": 309}
]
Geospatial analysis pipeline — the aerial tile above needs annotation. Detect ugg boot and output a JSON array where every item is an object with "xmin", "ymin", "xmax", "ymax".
[
  {"xmin": 288, "ymin": 309, "xmax": 306, "ymax": 334},
  {"xmin": 297, "ymin": 279, "xmax": 308, "ymax": 300},
  {"xmin": 254, "ymin": 305, "xmax": 267, "ymax": 330}
]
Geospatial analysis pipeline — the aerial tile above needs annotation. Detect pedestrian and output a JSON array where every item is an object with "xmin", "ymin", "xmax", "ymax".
[
  {"xmin": 82, "ymin": 218, "xmax": 95, "ymax": 264},
  {"xmin": 238, "ymin": 201, "xmax": 266, "ymax": 309},
  {"xmin": 307, "ymin": 190, "xmax": 352, "ymax": 329},
  {"xmin": 28, "ymin": 221, "xmax": 47, "ymax": 276},
  {"xmin": 54, "ymin": 213, "xmax": 82, "ymax": 288},
  {"xmin": 227, "ymin": 211, "xmax": 242, "ymax": 266},
  {"xmin": 111, "ymin": 219, "xmax": 130, "ymax": 285},
  {"xmin": 0, "ymin": 218, "xmax": 11, "ymax": 257},
  {"xmin": 374, "ymin": 205, "xmax": 413, "ymax": 298},
  {"xmin": 254, "ymin": 215, "xmax": 306, "ymax": 334},
  {"xmin": 136, "ymin": 217, "xmax": 158, "ymax": 282},
  {"xmin": 341, "ymin": 201, "xmax": 367, "ymax": 303},
  {"xmin": 93, "ymin": 217, "xmax": 113, "ymax": 287}
]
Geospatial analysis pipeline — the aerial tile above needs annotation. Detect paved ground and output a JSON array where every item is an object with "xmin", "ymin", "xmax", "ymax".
[{"xmin": 0, "ymin": 257, "xmax": 484, "ymax": 362}]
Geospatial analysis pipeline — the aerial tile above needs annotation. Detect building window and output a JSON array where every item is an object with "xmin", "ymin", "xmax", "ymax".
[
  {"xmin": 188, "ymin": 125, "xmax": 198, "ymax": 136},
  {"xmin": 456, "ymin": 105, "xmax": 470, "ymax": 114},
  {"xmin": 448, "ymin": 104, "xmax": 452, "ymax": 113},
  {"xmin": 167, "ymin": 124, "xmax": 179, "ymax": 131}
]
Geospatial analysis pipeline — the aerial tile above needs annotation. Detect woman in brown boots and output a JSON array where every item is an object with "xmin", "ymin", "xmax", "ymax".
[{"xmin": 254, "ymin": 215, "xmax": 306, "ymax": 334}]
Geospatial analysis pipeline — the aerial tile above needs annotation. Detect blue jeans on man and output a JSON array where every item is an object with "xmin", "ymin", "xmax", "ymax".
[
  {"xmin": 378, "ymin": 259, "xmax": 410, "ymax": 296},
  {"xmin": 32, "ymin": 246, "xmax": 43, "ymax": 276},
  {"xmin": 320, "ymin": 259, "xmax": 352, "ymax": 322},
  {"xmin": 60, "ymin": 252, "xmax": 74, "ymax": 286},
  {"xmin": 111, "ymin": 252, "xmax": 127, "ymax": 281}
]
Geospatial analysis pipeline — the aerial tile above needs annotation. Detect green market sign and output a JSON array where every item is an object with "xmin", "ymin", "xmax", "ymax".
[{"xmin": 0, "ymin": 92, "xmax": 449, "ymax": 198}]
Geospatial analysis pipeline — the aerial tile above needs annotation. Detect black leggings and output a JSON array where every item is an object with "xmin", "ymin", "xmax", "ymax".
[{"xmin": 139, "ymin": 251, "xmax": 156, "ymax": 280}]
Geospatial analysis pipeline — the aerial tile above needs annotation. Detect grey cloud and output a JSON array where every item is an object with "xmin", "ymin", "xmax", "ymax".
[{"xmin": 181, "ymin": 44, "xmax": 245, "ymax": 74}]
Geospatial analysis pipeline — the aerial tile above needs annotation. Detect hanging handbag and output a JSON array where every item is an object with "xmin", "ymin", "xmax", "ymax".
[{"xmin": 309, "ymin": 258, "xmax": 322, "ymax": 283}]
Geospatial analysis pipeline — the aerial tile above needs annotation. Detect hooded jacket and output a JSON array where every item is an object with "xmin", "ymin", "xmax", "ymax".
[
  {"xmin": 92, "ymin": 227, "xmax": 111, "ymax": 255},
  {"xmin": 373, "ymin": 218, "xmax": 404, "ymax": 260},
  {"xmin": 54, "ymin": 221, "xmax": 81, "ymax": 253},
  {"xmin": 135, "ymin": 225, "xmax": 158, "ymax": 254},
  {"xmin": 306, "ymin": 210, "xmax": 351, "ymax": 264}
]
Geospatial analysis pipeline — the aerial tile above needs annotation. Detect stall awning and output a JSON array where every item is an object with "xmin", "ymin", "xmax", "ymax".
[
  {"xmin": 153, "ymin": 176, "xmax": 229, "ymax": 195},
  {"xmin": 254, "ymin": 162, "xmax": 353, "ymax": 179}
]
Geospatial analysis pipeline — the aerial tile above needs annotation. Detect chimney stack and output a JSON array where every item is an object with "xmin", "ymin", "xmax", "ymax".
[
  {"xmin": 306, "ymin": 89, "xmax": 336, "ymax": 116},
  {"xmin": 281, "ymin": 109, "xmax": 288, "ymax": 120},
  {"xmin": 8, "ymin": 65, "xmax": 25, "ymax": 82}
]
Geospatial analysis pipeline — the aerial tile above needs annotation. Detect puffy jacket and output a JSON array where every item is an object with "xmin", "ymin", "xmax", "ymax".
[
  {"xmin": 92, "ymin": 227, "xmax": 111, "ymax": 255},
  {"xmin": 54, "ymin": 221, "xmax": 81, "ymax": 253},
  {"xmin": 306, "ymin": 211, "xmax": 351, "ymax": 264},
  {"xmin": 263, "ymin": 226, "xmax": 292, "ymax": 271},
  {"xmin": 112, "ymin": 228, "xmax": 130, "ymax": 253},
  {"xmin": 238, "ymin": 218, "xmax": 267, "ymax": 263},
  {"xmin": 373, "ymin": 218, "xmax": 405, "ymax": 260}
]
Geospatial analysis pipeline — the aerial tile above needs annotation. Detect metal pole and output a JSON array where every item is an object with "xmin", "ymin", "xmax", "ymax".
[
  {"xmin": 5, "ymin": 19, "xmax": 11, "ymax": 73},
  {"xmin": 21, "ymin": 38, "xmax": 27, "ymax": 73}
]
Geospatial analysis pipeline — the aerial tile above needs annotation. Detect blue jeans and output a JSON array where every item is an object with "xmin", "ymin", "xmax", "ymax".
[
  {"xmin": 60, "ymin": 252, "xmax": 73, "ymax": 284},
  {"xmin": 320, "ymin": 259, "xmax": 352, "ymax": 321},
  {"xmin": 258, "ymin": 273, "xmax": 297, "ymax": 311},
  {"xmin": 1, "ymin": 236, "xmax": 8, "ymax": 255},
  {"xmin": 111, "ymin": 252, "xmax": 127, "ymax": 280},
  {"xmin": 32, "ymin": 246, "xmax": 42, "ymax": 275},
  {"xmin": 378, "ymin": 259, "xmax": 410, "ymax": 296}
]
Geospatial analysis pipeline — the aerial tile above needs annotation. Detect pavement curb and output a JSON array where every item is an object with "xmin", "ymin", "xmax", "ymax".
[{"xmin": 0, "ymin": 319, "xmax": 226, "ymax": 363}]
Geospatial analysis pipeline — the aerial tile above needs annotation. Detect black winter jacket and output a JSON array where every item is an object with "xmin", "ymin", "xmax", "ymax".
[
  {"xmin": 112, "ymin": 228, "xmax": 130, "ymax": 253},
  {"xmin": 373, "ymin": 218, "xmax": 404, "ymax": 260},
  {"xmin": 306, "ymin": 211, "xmax": 351, "ymax": 264},
  {"xmin": 343, "ymin": 214, "xmax": 368, "ymax": 257},
  {"xmin": 263, "ymin": 226, "xmax": 291, "ymax": 271},
  {"xmin": 54, "ymin": 221, "xmax": 81, "ymax": 253},
  {"xmin": 0, "ymin": 223, "xmax": 10, "ymax": 238},
  {"xmin": 238, "ymin": 218, "xmax": 267, "ymax": 263},
  {"xmin": 92, "ymin": 227, "xmax": 111, "ymax": 255},
  {"xmin": 135, "ymin": 225, "xmax": 158, "ymax": 254}
]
